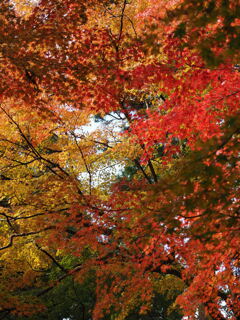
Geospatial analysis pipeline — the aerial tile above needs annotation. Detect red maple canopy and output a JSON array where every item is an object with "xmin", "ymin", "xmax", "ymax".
[{"xmin": 0, "ymin": 0, "xmax": 239, "ymax": 319}]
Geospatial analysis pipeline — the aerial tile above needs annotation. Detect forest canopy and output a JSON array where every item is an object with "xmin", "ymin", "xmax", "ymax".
[{"xmin": 0, "ymin": 0, "xmax": 239, "ymax": 319}]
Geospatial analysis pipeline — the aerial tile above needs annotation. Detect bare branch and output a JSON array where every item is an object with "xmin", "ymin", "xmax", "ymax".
[
  {"xmin": 35, "ymin": 243, "xmax": 67, "ymax": 273},
  {"xmin": 134, "ymin": 159, "xmax": 152, "ymax": 184},
  {"xmin": 71, "ymin": 131, "xmax": 92, "ymax": 195},
  {"xmin": 0, "ymin": 228, "xmax": 53, "ymax": 251},
  {"xmin": 118, "ymin": 0, "xmax": 128, "ymax": 42}
]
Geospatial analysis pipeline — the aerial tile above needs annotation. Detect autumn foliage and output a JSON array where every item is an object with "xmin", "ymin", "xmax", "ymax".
[{"xmin": 0, "ymin": 0, "xmax": 239, "ymax": 319}]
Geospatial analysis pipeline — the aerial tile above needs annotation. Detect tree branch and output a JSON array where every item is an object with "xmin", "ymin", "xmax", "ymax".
[
  {"xmin": 0, "ymin": 228, "xmax": 53, "ymax": 251},
  {"xmin": 35, "ymin": 243, "xmax": 67, "ymax": 273}
]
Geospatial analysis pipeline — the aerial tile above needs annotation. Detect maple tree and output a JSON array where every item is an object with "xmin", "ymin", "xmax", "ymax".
[{"xmin": 0, "ymin": 0, "xmax": 239, "ymax": 319}]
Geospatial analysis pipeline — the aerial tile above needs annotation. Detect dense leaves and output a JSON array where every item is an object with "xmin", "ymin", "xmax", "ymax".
[{"xmin": 0, "ymin": 0, "xmax": 239, "ymax": 319}]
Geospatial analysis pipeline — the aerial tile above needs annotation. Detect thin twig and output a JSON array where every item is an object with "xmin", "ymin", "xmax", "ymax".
[
  {"xmin": 71, "ymin": 131, "xmax": 92, "ymax": 195},
  {"xmin": 118, "ymin": 0, "xmax": 128, "ymax": 42}
]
